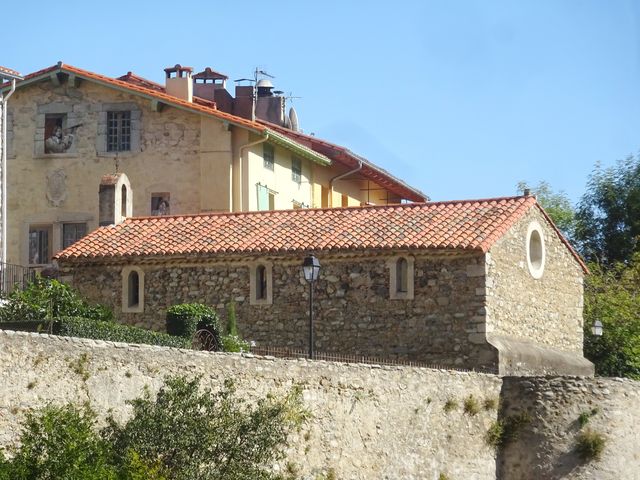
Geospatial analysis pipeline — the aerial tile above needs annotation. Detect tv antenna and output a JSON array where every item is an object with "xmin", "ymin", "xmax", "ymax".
[{"xmin": 234, "ymin": 68, "xmax": 275, "ymax": 121}]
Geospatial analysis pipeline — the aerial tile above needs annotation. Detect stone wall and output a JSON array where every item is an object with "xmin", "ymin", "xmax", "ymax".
[
  {"xmin": 0, "ymin": 330, "xmax": 502, "ymax": 480},
  {"xmin": 486, "ymin": 208, "xmax": 584, "ymax": 353},
  {"xmin": 498, "ymin": 376, "xmax": 640, "ymax": 479},
  {"xmin": 62, "ymin": 250, "xmax": 499, "ymax": 370}
]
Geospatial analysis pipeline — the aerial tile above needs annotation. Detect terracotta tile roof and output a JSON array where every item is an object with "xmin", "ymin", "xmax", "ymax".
[
  {"xmin": 0, "ymin": 65, "xmax": 22, "ymax": 80},
  {"xmin": 258, "ymin": 120, "xmax": 428, "ymax": 202},
  {"xmin": 55, "ymin": 195, "xmax": 586, "ymax": 273}
]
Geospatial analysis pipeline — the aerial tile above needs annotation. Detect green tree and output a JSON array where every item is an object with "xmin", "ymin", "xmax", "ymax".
[
  {"xmin": 104, "ymin": 376, "xmax": 307, "ymax": 480},
  {"xmin": 583, "ymin": 253, "xmax": 640, "ymax": 379},
  {"xmin": 0, "ymin": 376, "xmax": 306, "ymax": 480},
  {"xmin": 574, "ymin": 155, "xmax": 640, "ymax": 264},
  {"xmin": 517, "ymin": 181, "xmax": 575, "ymax": 237}
]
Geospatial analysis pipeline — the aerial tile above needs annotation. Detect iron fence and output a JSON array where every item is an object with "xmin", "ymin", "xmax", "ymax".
[
  {"xmin": 249, "ymin": 345, "xmax": 498, "ymax": 374},
  {"xmin": 0, "ymin": 262, "xmax": 36, "ymax": 296}
]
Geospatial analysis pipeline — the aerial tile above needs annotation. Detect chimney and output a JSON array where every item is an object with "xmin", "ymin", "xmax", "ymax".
[
  {"xmin": 193, "ymin": 67, "xmax": 228, "ymax": 102},
  {"xmin": 164, "ymin": 64, "xmax": 193, "ymax": 102},
  {"xmin": 99, "ymin": 173, "xmax": 132, "ymax": 226}
]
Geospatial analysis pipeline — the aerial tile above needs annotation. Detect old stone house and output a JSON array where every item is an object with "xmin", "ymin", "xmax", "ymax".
[
  {"xmin": 1, "ymin": 62, "xmax": 425, "ymax": 269},
  {"xmin": 55, "ymin": 191, "xmax": 593, "ymax": 375}
]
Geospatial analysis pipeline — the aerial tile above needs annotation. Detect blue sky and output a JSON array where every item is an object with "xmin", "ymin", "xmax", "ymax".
[{"xmin": 4, "ymin": 0, "xmax": 640, "ymax": 203}]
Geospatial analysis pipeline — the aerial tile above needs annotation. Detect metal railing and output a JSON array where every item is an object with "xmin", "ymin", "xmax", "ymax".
[
  {"xmin": 249, "ymin": 345, "xmax": 498, "ymax": 374},
  {"xmin": 0, "ymin": 262, "xmax": 35, "ymax": 296}
]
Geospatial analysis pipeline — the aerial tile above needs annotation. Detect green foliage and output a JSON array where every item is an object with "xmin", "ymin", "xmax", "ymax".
[
  {"xmin": 0, "ymin": 376, "xmax": 307, "ymax": 480},
  {"xmin": 583, "ymin": 253, "xmax": 640, "ymax": 379},
  {"xmin": 578, "ymin": 407, "xmax": 599, "ymax": 428},
  {"xmin": 574, "ymin": 155, "xmax": 640, "ymax": 265},
  {"xmin": 517, "ymin": 180, "xmax": 576, "ymax": 237},
  {"xmin": 221, "ymin": 301, "xmax": 250, "ymax": 352},
  {"xmin": 166, "ymin": 303, "xmax": 221, "ymax": 347},
  {"xmin": 0, "ymin": 404, "xmax": 117, "ymax": 480},
  {"xmin": 486, "ymin": 411, "xmax": 531, "ymax": 449},
  {"xmin": 56, "ymin": 317, "xmax": 190, "ymax": 349},
  {"xmin": 463, "ymin": 395, "xmax": 480, "ymax": 416},
  {"xmin": 575, "ymin": 429, "xmax": 606, "ymax": 462},
  {"xmin": 103, "ymin": 375, "xmax": 308, "ymax": 480},
  {"xmin": 483, "ymin": 397, "xmax": 498, "ymax": 411},
  {"xmin": 0, "ymin": 277, "xmax": 112, "ymax": 324},
  {"xmin": 438, "ymin": 474, "xmax": 451, "ymax": 480},
  {"xmin": 443, "ymin": 398, "xmax": 458, "ymax": 413}
]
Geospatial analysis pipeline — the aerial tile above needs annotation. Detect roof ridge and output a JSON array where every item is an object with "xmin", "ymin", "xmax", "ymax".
[{"xmin": 124, "ymin": 195, "xmax": 532, "ymax": 223}]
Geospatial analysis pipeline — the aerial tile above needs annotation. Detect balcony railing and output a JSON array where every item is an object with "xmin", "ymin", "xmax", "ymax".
[{"xmin": 0, "ymin": 262, "xmax": 36, "ymax": 296}]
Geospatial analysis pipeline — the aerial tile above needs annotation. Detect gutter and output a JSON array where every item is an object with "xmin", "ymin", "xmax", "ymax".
[
  {"xmin": 1, "ymin": 77, "xmax": 18, "ymax": 265},
  {"xmin": 238, "ymin": 133, "xmax": 270, "ymax": 212},
  {"xmin": 329, "ymin": 158, "xmax": 363, "ymax": 207}
]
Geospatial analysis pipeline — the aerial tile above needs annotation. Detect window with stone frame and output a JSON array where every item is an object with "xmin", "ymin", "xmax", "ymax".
[
  {"xmin": 291, "ymin": 157, "xmax": 302, "ymax": 184},
  {"xmin": 263, "ymin": 143, "xmax": 275, "ymax": 171},
  {"xmin": 121, "ymin": 266, "xmax": 144, "ymax": 313},
  {"xmin": 250, "ymin": 262, "xmax": 273, "ymax": 305},
  {"xmin": 62, "ymin": 223, "xmax": 87, "ymax": 249},
  {"xmin": 28, "ymin": 225, "xmax": 52, "ymax": 265},
  {"xmin": 107, "ymin": 111, "xmax": 131, "ymax": 152},
  {"xmin": 389, "ymin": 255, "xmax": 414, "ymax": 300},
  {"xmin": 127, "ymin": 270, "xmax": 140, "ymax": 308}
]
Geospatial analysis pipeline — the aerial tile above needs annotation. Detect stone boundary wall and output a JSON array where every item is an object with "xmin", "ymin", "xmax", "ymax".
[
  {"xmin": 0, "ymin": 330, "xmax": 501, "ymax": 480},
  {"xmin": 2, "ymin": 331, "xmax": 638, "ymax": 479},
  {"xmin": 498, "ymin": 376, "xmax": 640, "ymax": 479}
]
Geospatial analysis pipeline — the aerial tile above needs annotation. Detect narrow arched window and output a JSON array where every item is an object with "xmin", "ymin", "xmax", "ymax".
[
  {"xmin": 256, "ymin": 265, "xmax": 267, "ymax": 300},
  {"xmin": 121, "ymin": 185, "xmax": 127, "ymax": 218},
  {"xmin": 128, "ymin": 270, "xmax": 139, "ymax": 307},
  {"xmin": 396, "ymin": 257, "xmax": 408, "ymax": 293}
]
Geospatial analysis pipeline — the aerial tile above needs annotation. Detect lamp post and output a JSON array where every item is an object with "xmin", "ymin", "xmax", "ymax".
[
  {"xmin": 591, "ymin": 320, "xmax": 603, "ymax": 337},
  {"xmin": 302, "ymin": 254, "xmax": 321, "ymax": 359}
]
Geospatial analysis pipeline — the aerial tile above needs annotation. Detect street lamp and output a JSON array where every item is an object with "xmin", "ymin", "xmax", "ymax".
[
  {"xmin": 302, "ymin": 254, "xmax": 321, "ymax": 359},
  {"xmin": 591, "ymin": 320, "xmax": 603, "ymax": 336}
]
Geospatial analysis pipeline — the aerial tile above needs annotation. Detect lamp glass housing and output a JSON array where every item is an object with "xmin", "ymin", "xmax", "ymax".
[
  {"xmin": 302, "ymin": 255, "xmax": 321, "ymax": 283},
  {"xmin": 591, "ymin": 320, "xmax": 603, "ymax": 336}
]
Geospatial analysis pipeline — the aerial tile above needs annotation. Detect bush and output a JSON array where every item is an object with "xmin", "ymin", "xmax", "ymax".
[
  {"xmin": 166, "ymin": 303, "xmax": 221, "ymax": 345},
  {"xmin": 0, "ymin": 277, "xmax": 112, "ymax": 324},
  {"xmin": 55, "ymin": 317, "xmax": 190, "ymax": 349},
  {"xmin": 576, "ymin": 429, "xmax": 606, "ymax": 461}
]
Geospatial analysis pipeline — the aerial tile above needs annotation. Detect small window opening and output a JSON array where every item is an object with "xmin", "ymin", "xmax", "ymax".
[
  {"xmin": 291, "ymin": 157, "xmax": 302, "ymax": 184},
  {"xmin": 256, "ymin": 265, "xmax": 267, "ymax": 300},
  {"xmin": 128, "ymin": 271, "xmax": 140, "ymax": 307},
  {"xmin": 529, "ymin": 230, "xmax": 543, "ymax": 270},
  {"xmin": 121, "ymin": 185, "xmax": 127, "ymax": 218},
  {"xmin": 396, "ymin": 257, "xmax": 408, "ymax": 293},
  {"xmin": 263, "ymin": 144, "xmax": 274, "ymax": 171}
]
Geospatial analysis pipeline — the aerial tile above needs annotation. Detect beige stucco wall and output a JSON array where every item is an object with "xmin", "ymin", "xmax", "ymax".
[
  {"xmin": 7, "ymin": 79, "xmax": 231, "ymax": 265},
  {"xmin": 486, "ymin": 207, "xmax": 585, "ymax": 353}
]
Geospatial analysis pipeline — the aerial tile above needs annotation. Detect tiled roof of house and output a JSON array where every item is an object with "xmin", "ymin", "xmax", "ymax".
[
  {"xmin": 3, "ymin": 62, "xmax": 426, "ymax": 202},
  {"xmin": 55, "ymin": 195, "xmax": 586, "ymax": 272},
  {"xmin": 0, "ymin": 65, "xmax": 22, "ymax": 80},
  {"xmin": 258, "ymin": 120, "xmax": 428, "ymax": 202}
]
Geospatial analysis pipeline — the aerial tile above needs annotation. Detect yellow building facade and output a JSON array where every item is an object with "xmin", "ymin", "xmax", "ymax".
[{"xmin": 2, "ymin": 63, "xmax": 426, "ymax": 268}]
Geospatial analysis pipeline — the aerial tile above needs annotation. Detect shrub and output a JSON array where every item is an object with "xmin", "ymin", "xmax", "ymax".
[
  {"xmin": 55, "ymin": 317, "xmax": 190, "ymax": 349},
  {"xmin": 166, "ymin": 304, "xmax": 221, "ymax": 346},
  {"xmin": 0, "ymin": 376, "xmax": 307, "ymax": 480},
  {"xmin": 103, "ymin": 376, "xmax": 308, "ymax": 479},
  {"xmin": 486, "ymin": 411, "xmax": 531, "ymax": 448},
  {"xmin": 578, "ymin": 407, "xmax": 600, "ymax": 428},
  {"xmin": 463, "ymin": 395, "xmax": 480, "ymax": 416},
  {"xmin": 0, "ymin": 277, "xmax": 112, "ymax": 324},
  {"xmin": 220, "ymin": 301, "xmax": 250, "ymax": 352},
  {"xmin": 576, "ymin": 429, "xmax": 606, "ymax": 461},
  {"xmin": 443, "ymin": 398, "xmax": 458, "ymax": 413}
]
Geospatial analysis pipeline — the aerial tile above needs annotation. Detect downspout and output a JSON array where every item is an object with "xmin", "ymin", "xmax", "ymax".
[
  {"xmin": 237, "ymin": 132, "xmax": 269, "ymax": 211},
  {"xmin": 1, "ymin": 79, "xmax": 17, "ymax": 266},
  {"xmin": 329, "ymin": 158, "xmax": 362, "ymax": 207}
]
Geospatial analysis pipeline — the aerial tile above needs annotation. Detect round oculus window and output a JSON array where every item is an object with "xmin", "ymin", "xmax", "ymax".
[{"xmin": 526, "ymin": 222, "xmax": 545, "ymax": 279}]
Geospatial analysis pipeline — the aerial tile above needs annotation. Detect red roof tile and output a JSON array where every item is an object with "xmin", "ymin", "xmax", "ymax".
[{"xmin": 55, "ymin": 196, "xmax": 586, "ymax": 272}]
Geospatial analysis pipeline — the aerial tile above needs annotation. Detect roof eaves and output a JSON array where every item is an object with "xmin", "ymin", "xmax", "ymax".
[{"xmin": 266, "ymin": 130, "xmax": 331, "ymax": 166}]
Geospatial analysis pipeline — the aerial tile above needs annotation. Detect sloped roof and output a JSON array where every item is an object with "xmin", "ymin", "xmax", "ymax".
[
  {"xmin": 4, "ymin": 63, "xmax": 330, "ymax": 167},
  {"xmin": 55, "ymin": 196, "xmax": 585, "ymax": 272},
  {"xmin": 258, "ymin": 120, "xmax": 428, "ymax": 202},
  {"xmin": 0, "ymin": 66, "xmax": 22, "ymax": 80}
]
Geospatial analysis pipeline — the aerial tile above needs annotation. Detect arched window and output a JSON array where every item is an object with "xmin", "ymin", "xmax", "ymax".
[
  {"xmin": 121, "ymin": 185, "xmax": 127, "ymax": 218},
  {"xmin": 256, "ymin": 265, "xmax": 267, "ymax": 300},
  {"xmin": 127, "ymin": 270, "xmax": 139, "ymax": 307},
  {"xmin": 396, "ymin": 257, "xmax": 408, "ymax": 293}
]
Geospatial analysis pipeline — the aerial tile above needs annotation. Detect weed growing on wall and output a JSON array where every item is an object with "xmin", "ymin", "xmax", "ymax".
[
  {"xmin": 463, "ymin": 395, "xmax": 480, "ymax": 416},
  {"xmin": 576, "ymin": 429, "xmax": 606, "ymax": 461},
  {"xmin": 578, "ymin": 407, "xmax": 600, "ymax": 428},
  {"xmin": 486, "ymin": 411, "xmax": 531, "ymax": 449},
  {"xmin": 443, "ymin": 398, "xmax": 458, "ymax": 413}
]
